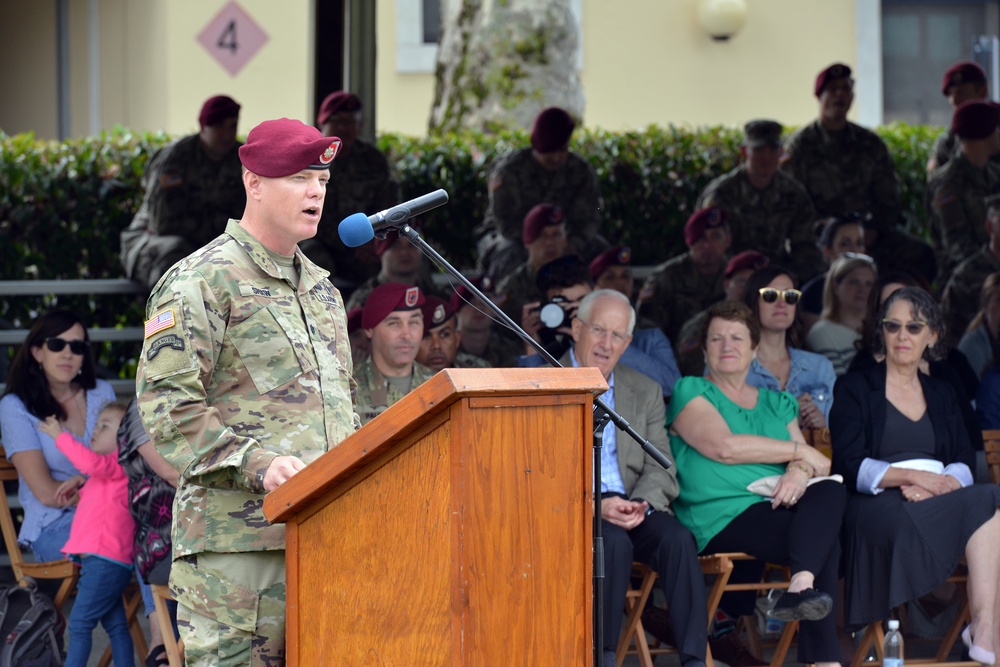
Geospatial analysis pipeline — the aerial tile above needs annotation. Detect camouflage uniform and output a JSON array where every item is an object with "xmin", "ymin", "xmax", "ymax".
[
  {"xmin": 344, "ymin": 269, "xmax": 443, "ymax": 311},
  {"xmin": 353, "ymin": 356, "xmax": 435, "ymax": 425},
  {"xmin": 926, "ymin": 153, "xmax": 1000, "ymax": 276},
  {"xmin": 136, "ymin": 219, "xmax": 359, "ymax": 666},
  {"xmin": 463, "ymin": 333, "xmax": 522, "ymax": 369},
  {"xmin": 942, "ymin": 244, "xmax": 1000, "ymax": 344},
  {"xmin": 477, "ymin": 148, "xmax": 604, "ymax": 277},
  {"xmin": 696, "ymin": 166, "xmax": 822, "ymax": 280},
  {"xmin": 454, "ymin": 350, "xmax": 492, "ymax": 369},
  {"xmin": 300, "ymin": 140, "xmax": 400, "ymax": 281},
  {"xmin": 495, "ymin": 262, "xmax": 542, "ymax": 327},
  {"xmin": 675, "ymin": 308, "xmax": 711, "ymax": 378},
  {"xmin": 121, "ymin": 134, "xmax": 246, "ymax": 289},
  {"xmin": 929, "ymin": 131, "xmax": 1000, "ymax": 173},
  {"xmin": 636, "ymin": 253, "xmax": 726, "ymax": 348},
  {"xmin": 782, "ymin": 120, "xmax": 901, "ymax": 228}
]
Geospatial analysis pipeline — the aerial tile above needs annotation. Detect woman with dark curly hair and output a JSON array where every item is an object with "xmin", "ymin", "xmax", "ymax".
[
  {"xmin": 0, "ymin": 309, "xmax": 115, "ymax": 561},
  {"xmin": 831, "ymin": 287, "xmax": 1000, "ymax": 662}
]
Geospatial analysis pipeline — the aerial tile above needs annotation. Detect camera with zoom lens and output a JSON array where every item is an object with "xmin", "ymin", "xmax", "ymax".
[{"xmin": 536, "ymin": 295, "xmax": 577, "ymax": 335}]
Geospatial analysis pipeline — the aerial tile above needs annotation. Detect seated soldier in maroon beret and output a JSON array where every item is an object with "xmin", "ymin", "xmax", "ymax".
[
  {"xmin": 476, "ymin": 107, "xmax": 607, "ymax": 279},
  {"xmin": 416, "ymin": 296, "xmax": 491, "ymax": 372},
  {"xmin": 355, "ymin": 282, "xmax": 435, "ymax": 425},
  {"xmin": 121, "ymin": 95, "xmax": 246, "ymax": 290},
  {"xmin": 928, "ymin": 61, "xmax": 996, "ymax": 174},
  {"xmin": 450, "ymin": 276, "xmax": 522, "ymax": 368},
  {"xmin": 300, "ymin": 91, "xmax": 401, "ymax": 285}
]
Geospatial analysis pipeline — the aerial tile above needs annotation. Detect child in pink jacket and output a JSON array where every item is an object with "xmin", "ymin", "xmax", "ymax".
[{"xmin": 39, "ymin": 401, "xmax": 136, "ymax": 667}]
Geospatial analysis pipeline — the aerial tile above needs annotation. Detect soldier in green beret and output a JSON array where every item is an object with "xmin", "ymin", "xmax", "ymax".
[{"xmin": 136, "ymin": 117, "xmax": 358, "ymax": 665}]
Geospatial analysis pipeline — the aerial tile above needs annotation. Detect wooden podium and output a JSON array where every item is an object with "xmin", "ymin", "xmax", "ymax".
[{"xmin": 263, "ymin": 367, "xmax": 607, "ymax": 666}]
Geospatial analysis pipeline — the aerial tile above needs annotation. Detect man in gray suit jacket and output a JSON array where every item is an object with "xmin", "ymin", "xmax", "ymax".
[{"xmin": 565, "ymin": 289, "xmax": 708, "ymax": 667}]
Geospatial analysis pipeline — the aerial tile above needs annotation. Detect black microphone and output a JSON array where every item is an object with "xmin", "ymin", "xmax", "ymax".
[{"xmin": 338, "ymin": 189, "xmax": 449, "ymax": 247}]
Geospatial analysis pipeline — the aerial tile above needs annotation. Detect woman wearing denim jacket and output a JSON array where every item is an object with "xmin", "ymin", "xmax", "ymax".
[{"xmin": 742, "ymin": 266, "xmax": 836, "ymax": 429}]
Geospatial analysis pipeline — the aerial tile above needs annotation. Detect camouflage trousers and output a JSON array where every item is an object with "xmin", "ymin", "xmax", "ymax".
[{"xmin": 172, "ymin": 550, "xmax": 286, "ymax": 667}]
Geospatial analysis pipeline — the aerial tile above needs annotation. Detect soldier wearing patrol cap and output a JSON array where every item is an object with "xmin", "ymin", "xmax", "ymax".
[
  {"xmin": 416, "ymin": 296, "xmax": 492, "ymax": 373},
  {"xmin": 476, "ymin": 107, "xmax": 606, "ymax": 279},
  {"xmin": 121, "ymin": 95, "xmax": 247, "ymax": 290},
  {"xmin": 590, "ymin": 245, "xmax": 635, "ymax": 298},
  {"xmin": 135, "ymin": 117, "xmax": 356, "ymax": 665},
  {"xmin": 928, "ymin": 61, "xmax": 995, "ymax": 174},
  {"xmin": 927, "ymin": 99, "xmax": 1000, "ymax": 278},
  {"xmin": 697, "ymin": 120, "xmax": 822, "ymax": 281},
  {"xmin": 300, "ymin": 91, "xmax": 401, "ymax": 282},
  {"xmin": 782, "ymin": 63, "xmax": 902, "ymax": 233},
  {"xmin": 354, "ymin": 282, "xmax": 435, "ymax": 425},
  {"xmin": 942, "ymin": 193, "xmax": 1000, "ymax": 344},
  {"xmin": 636, "ymin": 206, "xmax": 732, "ymax": 345}
]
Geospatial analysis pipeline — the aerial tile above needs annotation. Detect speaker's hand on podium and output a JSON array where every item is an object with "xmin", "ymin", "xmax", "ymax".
[{"xmin": 263, "ymin": 455, "xmax": 306, "ymax": 492}]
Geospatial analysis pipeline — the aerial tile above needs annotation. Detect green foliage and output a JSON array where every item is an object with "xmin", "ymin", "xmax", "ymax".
[{"xmin": 2, "ymin": 123, "xmax": 945, "ymax": 378}]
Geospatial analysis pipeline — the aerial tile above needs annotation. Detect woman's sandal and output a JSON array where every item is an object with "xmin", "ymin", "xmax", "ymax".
[{"xmin": 145, "ymin": 643, "xmax": 169, "ymax": 667}]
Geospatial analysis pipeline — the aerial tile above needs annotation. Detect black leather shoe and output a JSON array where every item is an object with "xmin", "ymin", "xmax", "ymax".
[{"xmin": 768, "ymin": 588, "xmax": 833, "ymax": 621}]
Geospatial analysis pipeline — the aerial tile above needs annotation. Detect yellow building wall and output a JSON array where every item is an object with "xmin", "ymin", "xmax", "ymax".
[{"xmin": 376, "ymin": 0, "xmax": 859, "ymax": 136}]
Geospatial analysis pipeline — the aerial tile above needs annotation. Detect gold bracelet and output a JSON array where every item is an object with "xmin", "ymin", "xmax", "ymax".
[{"xmin": 788, "ymin": 462, "xmax": 812, "ymax": 477}]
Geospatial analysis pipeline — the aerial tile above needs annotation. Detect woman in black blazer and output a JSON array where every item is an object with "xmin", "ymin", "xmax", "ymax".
[{"xmin": 830, "ymin": 287, "xmax": 1000, "ymax": 665}]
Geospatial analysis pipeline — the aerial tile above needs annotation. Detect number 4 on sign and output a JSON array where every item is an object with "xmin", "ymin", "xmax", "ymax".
[
  {"xmin": 197, "ymin": 2, "xmax": 269, "ymax": 77},
  {"xmin": 217, "ymin": 20, "xmax": 238, "ymax": 54}
]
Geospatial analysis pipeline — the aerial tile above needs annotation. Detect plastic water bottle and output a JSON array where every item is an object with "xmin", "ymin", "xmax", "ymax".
[{"xmin": 884, "ymin": 619, "xmax": 904, "ymax": 667}]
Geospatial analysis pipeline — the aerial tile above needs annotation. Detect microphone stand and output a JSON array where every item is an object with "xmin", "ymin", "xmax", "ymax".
[{"xmin": 392, "ymin": 222, "xmax": 671, "ymax": 667}]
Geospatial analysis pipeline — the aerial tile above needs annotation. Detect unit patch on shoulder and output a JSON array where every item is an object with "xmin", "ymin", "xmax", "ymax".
[
  {"xmin": 147, "ymin": 334, "xmax": 185, "ymax": 361},
  {"xmin": 144, "ymin": 309, "xmax": 175, "ymax": 338}
]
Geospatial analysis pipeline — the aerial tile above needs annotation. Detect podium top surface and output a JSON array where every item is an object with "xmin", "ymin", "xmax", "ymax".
[{"xmin": 263, "ymin": 366, "xmax": 607, "ymax": 523}]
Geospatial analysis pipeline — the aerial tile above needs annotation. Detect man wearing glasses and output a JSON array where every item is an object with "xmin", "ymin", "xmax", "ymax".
[{"xmin": 565, "ymin": 289, "xmax": 708, "ymax": 667}]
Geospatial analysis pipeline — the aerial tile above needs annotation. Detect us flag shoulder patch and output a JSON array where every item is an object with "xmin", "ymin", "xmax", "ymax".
[{"xmin": 144, "ymin": 309, "xmax": 175, "ymax": 339}]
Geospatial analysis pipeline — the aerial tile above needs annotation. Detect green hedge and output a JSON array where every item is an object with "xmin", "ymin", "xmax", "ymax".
[{"xmin": 1, "ymin": 123, "xmax": 943, "ymax": 377}]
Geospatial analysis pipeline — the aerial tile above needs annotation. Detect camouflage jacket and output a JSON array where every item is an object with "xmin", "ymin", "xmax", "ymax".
[
  {"xmin": 121, "ymin": 134, "xmax": 246, "ymax": 277},
  {"xmin": 136, "ymin": 219, "xmax": 360, "ymax": 558},
  {"xmin": 480, "ymin": 148, "xmax": 603, "ymax": 248},
  {"xmin": 942, "ymin": 244, "xmax": 1000, "ymax": 344},
  {"xmin": 455, "ymin": 351, "xmax": 492, "ymax": 369},
  {"xmin": 929, "ymin": 131, "xmax": 1000, "ymax": 174},
  {"xmin": 926, "ymin": 153, "xmax": 1000, "ymax": 276},
  {"xmin": 696, "ymin": 165, "xmax": 822, "ymax": 280},
  {"xmin": 353, "ymin": 357, "xmax": 435, "ymax": 425},
  {"xmin": 782, "ymin": 120, "xmax": 901, "ymax": 228},
  {"xmin": 636, "ymin": 253, "xmax": 726, "ymax": 346},
  {"xmin": 495, "ymin": 262, "xmax": 541, "ymax": 327}
]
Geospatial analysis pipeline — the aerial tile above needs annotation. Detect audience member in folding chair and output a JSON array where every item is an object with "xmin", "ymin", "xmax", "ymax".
[
  {"xmin": 665, "ymin": 302, "xmax": 846, "ymax": 667},
  {"xmin": 830, "ymin": 288, "xmax": 1000, "ymax": 666}
]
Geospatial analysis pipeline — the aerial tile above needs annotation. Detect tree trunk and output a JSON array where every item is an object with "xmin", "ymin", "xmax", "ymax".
[{"xmin": 429, "ymin": 0, "xmax": 584, "ymax": 135}]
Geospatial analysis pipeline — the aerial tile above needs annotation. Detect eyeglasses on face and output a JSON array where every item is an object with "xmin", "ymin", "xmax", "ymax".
[
  {"xmin": 44, "ymin": 337, "xmax": 89, "ymax": 355},
  {"xmin": 578, "ymin": 320, "xmax": 630, "ymax": 345},
  {"xmin": 758, "ymin": 288, "xmax": 802, "ymax": 306},
  {"xmin": 881, "ymin": 319, "xmax": 928, "ymax": 335}
]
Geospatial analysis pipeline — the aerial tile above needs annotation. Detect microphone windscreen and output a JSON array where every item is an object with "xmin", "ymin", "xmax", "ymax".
[{"xmin": 338, "ymin": 213, "xmax": 375, "ymax": 247}]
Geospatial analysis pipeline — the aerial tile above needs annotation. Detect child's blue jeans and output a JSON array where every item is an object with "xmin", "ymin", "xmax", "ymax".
[{"xmin": 65, "ymin": 556, "xmax": 135, "ymax": 667}]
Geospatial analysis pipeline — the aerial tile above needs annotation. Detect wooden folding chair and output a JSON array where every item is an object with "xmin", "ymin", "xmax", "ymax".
[
  {"xmin": 983, "ymin": 429, "xmax": 1000, "ymax": 484},
  {"xmin": 152, "ymin": 583, "xmax": 184, "ymax": 667},
  {"xmin": 617, "ymin": 553, "xmax": 800, "ymax": 667},
  {"xmin": 0, "ymin": 445, "xmax": 78, "ymax": 609}
]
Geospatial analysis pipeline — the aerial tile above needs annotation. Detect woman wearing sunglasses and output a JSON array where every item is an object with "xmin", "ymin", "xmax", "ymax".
[
  {"xmin": 806, "ymin": 253, "xmax": 877, "ymax": 376},
  {"xmin": 831, "ymin": 287, "xmax": 1000, "ymax": 662},
  {"xmin": 742, "ymin": 266, "xmax": 836, "ymax": 430},
  {"xmin": 0, "ymin": 309, "xmax": 115, "ymax": 562}
]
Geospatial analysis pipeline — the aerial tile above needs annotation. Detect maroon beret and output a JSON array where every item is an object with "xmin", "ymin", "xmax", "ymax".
[
  {"xmin": 684, "ymin": 207, "xmax": 729, "ymax": 246},
  {"xmin": 522, "ymin": 204, "xmax": 564, "ymax": 244},
  {"xmin": 198, "ymin": 95, "xmax": 240, "ymax": 127},
  {"xmin": 942, "ymin": 61, "xmax": 987, "ymax": 96},
  {"xmin": 238, "ymin": 118, "xmax": 342, "ymax": 178},
  {"xmin": 951, "ymin": 100, "xmax": 1000, "ymax": 140},
  {"xmin": 362, "ymin": 283, "xmax": 425, "ymax": 329},
  {"xmin": 346, "ymin": 308, "xmax": 364, "ymax": 334},
  {"xmin": 588, "ymin": 246, "xmax": 632, "ymax": 281},
  {"xmin": 420, "ymin": 295, "xmax": 456, "ymax": 330},
  {"xmin": 724, "ymin": 250, "xmax": 769, "ymax": 279},
  {"xmin": 531, "ymin": 107, "xmax": 575, "ymax": 154},
  {"xmin": 450, "ymin": 275, "xmax": 495, "ymax": 312},
  {"xmin": 814, "ymin": 63, "xmax": 853, "ymax": 97},
  {"xmin": 317, "ymin": 91, "xmax": 362, "ymax": 125}
]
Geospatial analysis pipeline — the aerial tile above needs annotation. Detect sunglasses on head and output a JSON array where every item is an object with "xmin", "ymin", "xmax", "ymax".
[
  {"xmin": 881, "ymin": 319, "xmax": 928, "ymax": 335},
  {"xmin": 44, "ymin": 337, "xmax": 89, "ymax": 355},
  {"xmin": 758, "ymin": 288, "xmax": 802, "ymax": 305}
]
